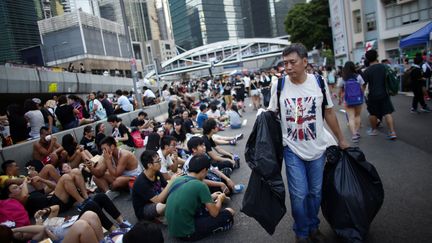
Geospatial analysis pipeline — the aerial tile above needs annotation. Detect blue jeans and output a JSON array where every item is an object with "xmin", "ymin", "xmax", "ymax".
[{"xmin": 284, "ymin": 146, "xmax": 325, "ymax": 238}]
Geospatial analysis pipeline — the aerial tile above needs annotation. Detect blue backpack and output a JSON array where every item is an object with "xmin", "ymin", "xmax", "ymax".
[{"xmin": 344, "ymin": 76, "xmax": 363, "ymax": 106}]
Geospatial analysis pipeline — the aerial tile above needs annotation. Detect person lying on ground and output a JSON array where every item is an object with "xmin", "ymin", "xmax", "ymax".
[{"xmin": 8, "ymin": 210, "xmax": 103, "ymax": 243}]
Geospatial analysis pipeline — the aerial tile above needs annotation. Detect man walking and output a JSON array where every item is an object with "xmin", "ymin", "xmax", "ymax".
[
  {"xmin": 268, "ymin": 43, "xmax": 349, "ymax": 243},
  {"xmin": 362, "ymin": 49, "xmax": 397, "ymax": 139}
]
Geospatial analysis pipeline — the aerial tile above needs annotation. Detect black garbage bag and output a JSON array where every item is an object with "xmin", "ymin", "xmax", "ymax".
[
  {"xmin": 321, "ymin": 146, "xmax": 384, "ymax": 243},
  {"xmin": 242, "ymin": 111, "xmax": 286, "ymax": 235}
]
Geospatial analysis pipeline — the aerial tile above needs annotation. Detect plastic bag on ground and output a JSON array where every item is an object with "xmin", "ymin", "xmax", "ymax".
[{"xmin": 321, "ymin": 146, "xmax": 384, "ymax": 243}]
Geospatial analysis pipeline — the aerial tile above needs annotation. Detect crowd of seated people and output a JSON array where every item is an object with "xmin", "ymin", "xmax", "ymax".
[{"xmin": 0, "ymin": 74, "xmax": 257, "ymax": 242}]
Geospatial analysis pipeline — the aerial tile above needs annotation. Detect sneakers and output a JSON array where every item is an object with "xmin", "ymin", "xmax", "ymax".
[
  {"xmin": 387, "ymin": 132, "xmax": 397, "ymax": 140},
  {"xmin": 420, "ymin": 107, "xmax": 431, "ymax": 113},
  {"xmin": 229, "ymin": 139, "xmax": 237, "ymax": 145},
  {"xmin": 76, "ymin": 197, "xmax": 92, "ymax": 212},
  {"xmin": 221, "ymin": 167, "xmax": 233, "ymax": 178},
  {"xmin": 410, "ymin": 108, "xmax": 419, "ymax": 114},
  {"xmin": 351, "ymin": 134, "xmax": 360, "ymax": 143},
  {"xmin": 232, "ymin": 184, "xmax": 245, "ymax": 194},
  {"xmin": 367, "ymin": 128, "xmax": 378, "ymax": 136},
  {"xmin": 118, "ymin": 219, "xmax": 132, "ymax": 229},
  {"xmin": 235, "ymin": 133, "xmax": 244, "ymax": 141},
  {"xmin": 233, "ymin": 155, "xmax": 240, "ymax": 169},
  {"xmin": 106, "ymin": 190, "xmax": 121, "ymax": 201}
]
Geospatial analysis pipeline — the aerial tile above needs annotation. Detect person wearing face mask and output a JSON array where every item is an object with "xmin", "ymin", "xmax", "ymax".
[{"xmin": 32, "ymin": 126, "xmax": 64, "ymax": 166}]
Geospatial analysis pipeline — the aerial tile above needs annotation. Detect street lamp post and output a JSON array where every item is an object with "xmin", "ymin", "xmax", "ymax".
[{"xmin": 119, "ymin": 0, "xmax": 143, "ymax": 109}]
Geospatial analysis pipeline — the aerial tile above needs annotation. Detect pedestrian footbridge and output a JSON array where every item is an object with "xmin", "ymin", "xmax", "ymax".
[{"xmin": 145, "ymin": 38, "xmax": 290, "ymax": 78}]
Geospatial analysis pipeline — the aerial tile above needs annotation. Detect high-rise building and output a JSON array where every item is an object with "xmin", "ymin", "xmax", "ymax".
[
  {"xmin": 169, "ymin": 0, "xmax": 302, "ymax": 50},
  {"xmin": 0, "ymin": 0, "xmax": 41, "ymax": 64},
  {"xmin": 169, "ymin": 0, "xmax": 245, "ymax": 50},
  {"xmin": 99, "ymin": 0, "xmax": 176, "ymax": 67},
  {"xmin": 62, "ymin": 0, "xmax": 100, "ymax": 16}
]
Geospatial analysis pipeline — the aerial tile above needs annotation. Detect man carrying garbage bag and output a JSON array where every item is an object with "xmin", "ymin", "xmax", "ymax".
[{"xmin": 268, "ymin": 43, "xmax": 349, "ymax": 243}]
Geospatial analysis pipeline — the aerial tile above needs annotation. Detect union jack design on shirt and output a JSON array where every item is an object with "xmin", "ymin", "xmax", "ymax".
[{"xmin": 283, "ymin": 96, "xmax": 318, "ymax": 141}]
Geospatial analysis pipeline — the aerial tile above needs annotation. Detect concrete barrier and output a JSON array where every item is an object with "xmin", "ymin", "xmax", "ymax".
[{"xmin": 0, "ymin": 102, "xmax": 168, "ymax": 174}]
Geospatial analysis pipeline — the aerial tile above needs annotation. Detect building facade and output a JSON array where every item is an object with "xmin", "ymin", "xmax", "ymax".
[
  {"xmin": 330, "ymin": 0, "xmax": 432, "ymax": 66},
  {"xmin": 0, "ymin": 0, "xmax": 41, "ymax": 64},
  {"xmin": 38, "ymin": 11, "xmax": 143, "ymax": 76},
  {"xmin": 169, "ymin": 0, "xmax": 302, "ymax": 50},
  {"xmin": 99, "ymin": 0, "xmax": 176, "ymax": 67}
]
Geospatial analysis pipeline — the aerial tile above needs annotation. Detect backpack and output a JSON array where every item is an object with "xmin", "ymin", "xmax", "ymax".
[
  {"xmin": 385, "ymin": 65, "xmax": 399, "ymax": 96},
  {"xmin": 131, "ymin": 130, "xmax": 144, "ymax": 148},
  {"xmin": 344, "ymin": 76, "xmax": 363, "ymax": 106},
  {"xmin": 402, "ymin": 67, "xmax": 414, "ymax": 90}
]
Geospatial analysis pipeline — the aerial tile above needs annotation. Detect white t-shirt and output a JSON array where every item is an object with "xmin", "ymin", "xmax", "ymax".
[
  {"xmin": 206, "ymin": 109, "xmax": 221, "ymax": 119},
  {"xmin": 157, "ymin": 149, "xmax": 173, "ymax": 174},
  {"xmin": 268, "ymin": 73, "xmax": 334, "ymax": 161},
  {"xmin": 227, "ymin": 110, "xmax": 241, "ymax": 126},
  {"xmin": 144, "ymin": 89, "xmax": 156, "ymax": 98},
  {"xmin": 117, "ymin": 95, "xmax": 133, "ymax": 112},
  {"xmin": 243, "ymin": 76, "xmax": 251, "ymax": 88}
]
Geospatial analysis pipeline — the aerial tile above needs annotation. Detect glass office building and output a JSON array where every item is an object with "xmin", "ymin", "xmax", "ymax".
[
  {"xmin": 169, "ymin": 0, "xmax": 245, "ymax": 50},
  {"xmin": 0, "ymin": 0, "xmax": 41, "ymax": 63}
]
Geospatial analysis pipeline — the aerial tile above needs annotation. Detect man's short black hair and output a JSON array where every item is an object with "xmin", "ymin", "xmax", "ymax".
[
  {"xmin": 115, "ymin": 89, "xmax": 122, "ymax": 96},
  {"xmin": 107, "ymin": 114, "xmax": 120, "ymax": 123},
  {"xmin": 160, "ymin": 135, "xmax": 176, "ymax": 150},
  {"xmin": 1, "ymin": 160, "xmax": 15, "ymax": 174},
  {"xmin": 187, "ymin": 136, "xmax": 205, "ymax": 151},
  {"xmin": 365, "ymin": 49, "xmax": 378, "ymax": 63},
  {"xmin": 188, "ymin": 155, "xmax": 211, "ymax": 173},
  {"xmin": 123, "ymin": 221, "xmax": 163, "ymax": 243},
  {"xmin": 40, "ymin": 126, "xmax": 49, "ymax": 134},
  {"xmin": 190, "ymin": 110, "xmax": 198, "ymax": 116},
  {"xmin": 138, "ymin": 111, "xmax": 147, "ymax": 117},
  {"xmin": 199, "ymin": 103, "xmax": 207, "ymax": 111},
  {"xmin": 202, "ymin": 118, "xmax": 217, "ymax": 135},
  {"xmin": 140, "ymin": 150, "xmax": 158, "ymax": 170},
  {"xmin": 164, "ymin": 118, "xmax": 174, "ymax": 125},
  {"xmin": 282, "ymin": 43, "xmax": 308, "ymax": 59},
  {"xmin": 99, "ymin": 136, "xmax": 116, "ymax": 147}
]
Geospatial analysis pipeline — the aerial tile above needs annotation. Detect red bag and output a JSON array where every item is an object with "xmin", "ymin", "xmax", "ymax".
[{"xmin": 131, "ymin": 130, "xmax": 144, "ymax": 148}]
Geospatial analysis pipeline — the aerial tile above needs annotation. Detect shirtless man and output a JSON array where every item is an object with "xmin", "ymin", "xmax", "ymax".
[
  {"xmin": 32, "ymin": 126, "xmax": 63, "ymax": 166},
  {"xmin": 86, "ymin": 136, "xmax": 142, "ymax": 200}
]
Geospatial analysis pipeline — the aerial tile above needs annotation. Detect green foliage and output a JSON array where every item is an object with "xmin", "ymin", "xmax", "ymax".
[
  {"xmin": 321, "ymin": 49, "xmax": 335, "ymax": 66},
  {"xmin": 284, "ymin": 0, "xmax": 332, "ymax": 50}
]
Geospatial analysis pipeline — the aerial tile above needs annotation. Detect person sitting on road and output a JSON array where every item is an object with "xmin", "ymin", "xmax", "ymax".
[
  {"xmin": 226, "ymin": 104, "xmax": 243, "ymax": 129},
  {"xmin": 182, "ymin": 110, "xmax": 200, "ymax": 134},
  {"xmin": 85, "ymin": 136, "xmax": 142, "ymax": 200},
  {"xmin": 130, "ymin": 111, "xmax": 154, "ymax": 133},
  {"xmin": 107, "ymin": 115, "xmax": 135, "ymax": 149},
  {"xmin": 114, "ymin": 89, "xmax": 133, "ymax": 114},
  {"xmin": 202, "ymin": 119, "xmax": 239, "ymax": 170},
  {"xmin": 183, "ymin": 137, "xmax": 244, "ymax": 194},
  {"xmin": 132, "ymin": 150, "xmax": 177, "ymax": 221},
  {"xmin": 94, "ymin": 123, "xmax": 106, "ymax": 154},
  {"xmin": 0, "ymin": 160, "xmax": 60, "ymax": 192},
  {"xmin": 157, "ymin": 136, "xmax": 184, "ymax": 181},
  {"xmin": 196, "ymin": 104, "xmax": 209, "ymax": 129},
  {"xmin": 165, "ymin": 155, "xmax": 235, "ymax": 241},
  {"xmin": 32, "ymin": 126, "xmax": 64, "ymax": 167},
  {"xmin": 162, "ymin": 118, "xmax": 174, "ymax": 136},
  {"xmin": 61, "ymin": 134, "xmax": 94, "ymax": 169},
  {"xmin": 55, "ymin": 95, "xmax": 79, "ymax": 130},
  {"xmin": 143, "ymin": 86, "xmax": 157, "ymax": 106},
  {"xmin": 4, "ymin": 168, "xmax": 89, "ymax": 214},
  {"xmin": 80, "ymin": 125, "xmax": 98, "ymax": 156}
]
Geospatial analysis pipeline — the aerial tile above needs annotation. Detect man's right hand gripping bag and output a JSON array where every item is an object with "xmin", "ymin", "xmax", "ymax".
[{"xmin": 321, "ymin": 146, "xmax": 384, "ymax": 243}]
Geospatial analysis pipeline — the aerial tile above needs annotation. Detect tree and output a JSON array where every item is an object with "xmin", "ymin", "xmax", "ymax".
[{"xmin": 284, "ymin": 0, "xmax": 332, "ymax": 50}]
